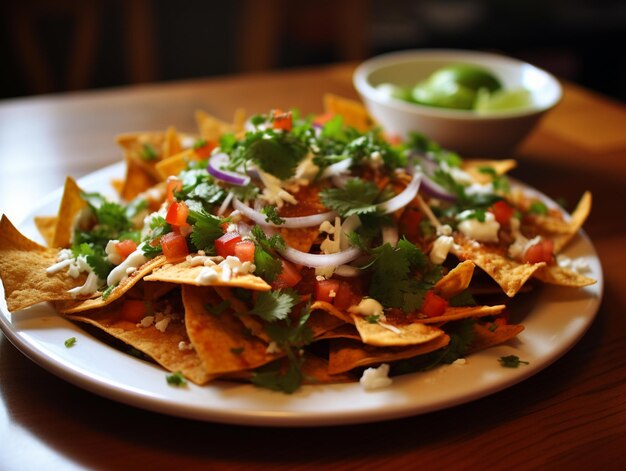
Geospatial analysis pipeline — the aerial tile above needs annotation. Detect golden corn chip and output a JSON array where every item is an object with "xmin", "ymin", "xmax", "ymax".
[
  {"xmin": 468, "ymin": 323, "xmax": 525, "ymax": 354},
  {"xmin": 195, "ymin": 110, "xmax": 234, "ymax": 142},
  {"xmin": 0, "ymin": 215, "xmax": 87, "ymax": 311},
  {"xmin": 182, "ymin": 285, "xmax": 280, "ymax": 375},
  {"xmin": 65, "ymin": 298, "xmax": 213, "ymax": 385},
  {"xmin": 553, "ymin": 191, "xmax": 592, "ymax": 252},
  {"xmin": 323, "ymin": 94, "xmax": 374, "ymax": 132},
  {"xmin": 162, "ymin": 126, "xmax": 183, "ymax": 159},
  {"xmin": 457, "ymin": 239, "xmax": 545, "ymax": 297},
  {"xmin": 300, "ymin": 354, "xmax": 355, "ymax": 384},
  {"xmin": 34, "ymin": 215, "xmax": 57, "ymax": 247},
  {"xmin": 278, "ymin": 227, "xmax": 320, "ymax": 253},
  {"xmin": 310, "ymin": 300, "xmax": 353, "ymax": 323},
  {"xmin": 144, "ymin": 259, "xmax": 271, "ymax": 291},
  {"xmin": 328, "ymin": 335, "xmax": 451, "ymax": 375},
  {"xmin": 120, "ymin": 155, "xmax": 160, "ymax": 201},
  {"xmin": 461, "ymin": 159, "xmax": 517, "ymax": 184},
  {"xmin": 434, "ymin": 260, "xmax": 475, "ymax": 298},
  {"xmin": 308, "ymin": 308, "xmax": 346, "ymax": 338},
  {"xmin": 53, "ymin": 176, "xmax": 89, "ymax": 248},
  {"xmin": 212, "ymin": 286, "xmax": 271, "ymax": 343},
  {"xmin": 232, "ymin": 108, "xmax": 247, "ymax": 133},
  {"xmin": 155, "ymin": 149, "xmax": 198, "ymax": 181},
  {"xmin": 419, "ymin": 304, "xmax": 506, "ymax": 325},
  {"xmin": 352, "ymin": 315, "xmax": 445, "ymax": 347},
  {"xmin": 314, "ymin": 323, "xmax": 361, "ymax": 341},
  {"xmin": 55, "ymin": 255, "xmax": 167, "ymax": 314},
  {"xmin": 533, "ymin": 265, "xmax": 596, "ymax": 288}
]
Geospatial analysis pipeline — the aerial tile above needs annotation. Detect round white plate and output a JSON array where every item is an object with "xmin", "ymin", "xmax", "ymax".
[{"xmin": 0, "ymin": 162, "xmax": 603, "ymax": 427}]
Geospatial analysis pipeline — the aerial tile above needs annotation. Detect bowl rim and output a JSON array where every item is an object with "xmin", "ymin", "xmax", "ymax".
[{"xmin": 353, "ymin": 48, "xmax": 563, "ymax": 121}]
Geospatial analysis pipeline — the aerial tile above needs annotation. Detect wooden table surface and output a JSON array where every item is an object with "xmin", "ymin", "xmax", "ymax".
[{"xmin": 1, "ymin": 63, "xmax": 625, "ymax": 470}]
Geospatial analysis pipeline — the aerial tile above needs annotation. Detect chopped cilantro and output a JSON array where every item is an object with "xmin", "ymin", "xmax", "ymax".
[
  {"xmin": 204, "ymin": 300, "xmax": 231, "ymax": 316},
  {"xmin": 166, "ymin": 371, "xmax": 188, "ymax": 386},
  {"xmin": 193, "ymin": 138, "xmax": 208, "ymax": 149},
  {"xmin": 140, "ymin": 143, "xmax": 158, "ymax": 161},
  {"xmin": 188, "ymin": 209, "xmax": 225, "ymax": 253},
  {"xmin": 101, "ymin": 283, "xmax": 117, "ymax": 300},
  {"xmin": 248, "ymin": 289, "xmax": 299, "ymax": 323},
  {"xmin": 365, "ymin": 314, "xmax": 380, "ymax": 324},
  {"xmin": 250, "ymin": 226, "xmax": 285, "ymax": 283},
  {"xmin": 499, "ymin": 355, "xmax": 529, "ymax": 368},
  {"xmin": 529, "ymin": 201, "xmax": 549, "ymax": 215},
  {"xmin": 64, "ymin": 337, "xmax": 77, "ymax": 348},
  {"xmin": 71, "ymin": 243, "xmax": 112, "ymax": 280},
  {"xmin": 448, "ymin": 289, "xmax": 477, "ymax": 307},
  {"xmin": 261, "ymin": 205, "xmax": 285, "ymax": 225},
  {"xmin": 320, "ymin": 178, "xmax": 381, "ymax": 217}
]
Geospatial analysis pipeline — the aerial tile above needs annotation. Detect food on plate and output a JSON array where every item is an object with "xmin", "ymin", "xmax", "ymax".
[
  {"xmin": 377, "ymin": 63, "xmax": 533, "ymax": 112},
  {"xmin": 0, "ymin": 95, "xmax": 595, "ymax": 393}
]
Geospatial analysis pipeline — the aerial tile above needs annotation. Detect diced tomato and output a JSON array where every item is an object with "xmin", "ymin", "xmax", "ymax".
[
  {"xmin": 120, "ymin": 300, "xmax": 147, "ymax": 323},
  {"xmin": 194, "ymin": 140, "xmax": 217, "ymax": 158},
  {"xmin": 160, "ymin": 231, "xmax": 189, "ymax": 262},
  {"xmin": 314, "ymin": 279, "xmax": 341, "ymax": 304},
  {"xmin": 399, "ymin": 204, "xmax": 423, "ymax": 241},
  {"xmin": 272, "ymin": 110, "xmax": 292, "ymax": 131},
  {"xmin": 523, "ymin": 238, "xmax": 554, "ymax": 264},
  {"xmin": 165, "ymin": 201, "xmax": 190, "ymax": 228},
  {"xmin": 115, "ymin": 239, "xmax": 138, "ymax": 260},
  {"xmin": 234, "ymin": 240, "xmax": 255, "ymax": 263},
  {"xmin": 332, "ymin": 281, "xmax": 354, "ymax": 310},
  {"xmin": 166, "ymin": 177, "xmax": 182, "ymax": 203},
  {"xmin": 215, "ymin": 232, "xmax": 242, "ymax": 258},
  {"xmin": 490, "ymin": 200, "xmax": 516, "ymax": 226},
  {"xmin": 421, "ymin": 290, "xmax": 449, "ymax": 318},
  {"xmin": 272, "ymin": 259, "xmax": 302, "ymax": 289}
]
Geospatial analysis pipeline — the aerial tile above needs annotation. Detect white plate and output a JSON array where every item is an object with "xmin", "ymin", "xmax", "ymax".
[{"xmin": 0, "ymin": 162, "xmax": 603, "ymax": 427}]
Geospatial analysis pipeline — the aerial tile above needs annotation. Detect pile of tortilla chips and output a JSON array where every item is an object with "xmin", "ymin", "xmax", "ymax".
[{"xmin": 0, "ymin": 95, "xmax": 595, "ymax": 392}]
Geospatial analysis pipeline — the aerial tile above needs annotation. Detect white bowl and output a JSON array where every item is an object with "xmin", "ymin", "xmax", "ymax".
[{"xmin": 353, "ymin": 49, "xmax": 562, "ymax": 156}]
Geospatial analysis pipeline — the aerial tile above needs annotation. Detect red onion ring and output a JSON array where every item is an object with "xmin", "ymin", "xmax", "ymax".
[
  {"xmin": 207, "ymin": 153, "xmax": 250, "ymax": 186},
  {"xmin": 376, "ymin": 172, "xmax": 422, "ymax": 214},
  {"xmin": 232, "ymin": 198, "xmax": 337, "ymax": 229}
]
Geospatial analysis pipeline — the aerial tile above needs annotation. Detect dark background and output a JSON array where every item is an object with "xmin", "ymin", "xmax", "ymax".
[{"xmin": 1, "ymin": 0, "xmax": 625, "ymax": 102}]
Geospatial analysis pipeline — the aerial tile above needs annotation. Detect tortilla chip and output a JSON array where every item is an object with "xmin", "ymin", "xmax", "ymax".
[
  {"xmin": 434, "ymin": 260, "xmax": 475, "ymax": 298},
  {"xmin": 314, "ymin": 323, "xmax": 361, "ymax": 341},
  {"xmin": 155, "ymin": 149, "xmax": 198, "ymax": 181},
  {"xmin": 278, "ymin": 227, "xmax": 320, "ymax": 253},
  {"xmin": 420, "ymin": 304, "xmax": 506, "ymax": 325},
  {"xmin": 457, "ymin": 240, "xmax": 545, "ymax": 297},
  {"xmin": 65, "ymin": 298, "xmax": 212, "ymax": 385},
  {"xmin": 120, "ymin": 156, "xmax": 160, "ymax": 201},
  {"xmin": 0, "ymin": 215, "xmax": 87, "ymax": 311},
  {"xmin": 232, "ymin": 108, "xmax": 247, "ymax": 133},
  {"xmin": 311, "ymin": 300, "xmax": 353, "ymax": 323},
  {"xmin": 55, "ymin": 256, "xmax": 167, "ymax": 314},
  {"xmin": 212, "ymin": 286, "xmax": 271, "ymax": 343},
  {"xmin": 53, "ymin": 176, "xmax": 89, "ymax": 248},
  {"xmin": 352, "ymin": 315, "xmax": 445, "ymax": 347},
  {"xmin": 468, "ymin": 323, "xmax": 525, "ymax": 354},
  {"xmin": 195, "ymin": 110, "xmax": 234, "ymax": 141},
  {"xmin": 328, "ymin": 335, "xmax": 450, "ymax": 374},
  {"xmin": 553, "ymin": 191, "xmax": 592, "ymax": 252},
  {"xmin": 162, "ymin": 126, "xmax": 183, "ymax": 159},
  {"xmin": 461, "ymin": 159, "xmax": 517, "ymax": 184},
  {"xmin": 182, "ymin": 285, "xmax": 279, "ymax": 375},
  {"xmin": 300, "ymin": 354, "xmax": 355, "ymax": 384},
  {"xmin": 34, "ymin": 215, "xmax": 57, "ymax": 247},
  {"xmin": 144, "ymin": 259, "xmax": 271, "ymax": 291},
  {"xmin": 308, "ymin": 308, "xmax": 347, "ymax": 338},
  {"xmin": 533, "ymin": 265, "xmax": 596, "ymax": 287},
  {"xmin": 323, "ymin": 94, "xmax": 374, "ymax": 132}
]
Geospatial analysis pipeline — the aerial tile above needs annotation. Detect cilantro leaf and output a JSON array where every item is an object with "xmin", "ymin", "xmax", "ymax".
[
  {"xmin": 239, "ymin": 131, "xmax": 308, "ymax": 180},
  {"xmin": 140, "ymin": 143, "xmax": 158, "ymax": 161},
  {"xmin": 64, "ymin": 337, "xmax": 77, "ymax": 348},
  {"xmin": 166, "ymin": 371, "xmax": 188, "ymax": 386},
  {"xmin": 250, "ymin": 226, "xmax": 285, "ymax": 283},
  {"xmin": 249, "ymin": 289, "xmax": 299, "ymax": 323},
  {"xmin": 529, "ymin": 201, "xmax": 549, "ymax": 215},
  {"xmin": 251, "ymin": 355, "xmax": 304, "ymax": 394},
  {"xmin": 261, "ymin": 205, "xmax": 285, "ymax": 225},
  {"xmin": 499, "ymin": 355, "xmax": 530, "ymax": 368},
  {"xmin": 188, "ymin": 210, "xmax": 225, "ymax": 253},
  {"xmin": 320, "ymin": 178, "xmax": 380, "ymax": 217},
  {"xmin": 72, "ymin": 243, "xmax": 113, "ymax": 279}
]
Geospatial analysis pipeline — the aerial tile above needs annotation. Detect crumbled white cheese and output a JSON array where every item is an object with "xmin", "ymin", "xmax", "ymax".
[
  {"xmin": 557, "ymin": 254, "xmax": 591, "ymax": 274},
  {"xmin": 457, "ymin": 211, "xmax": 500, "ymax": 243},
  {"xmin": 436, "ymin": 224, "xmax": 453, "ymax": 236},
  {"xmin": 139, "ymin": 315, "xmax": 155, "ymax": 328},
  {"xmin": 105, "ymin": 240, "xmax": 123, "ymax": 265},
  {"xmin": 178, "ymin": 341, "xmax": 194, "ymax": 351},
  {"xmin": 430, "ymin": 235, "xmax": 454, "ymax": 265},
  {"xmin": 350, "ymin": 298, "xmax": 385, "ymax": 318},
  {"xmin": 507, "ymin": 217, "xmax": 540, "ymax": 260},
  {"xmin": 452, "ymin": 358, "xmax": 467, "ymax": 366},
  {"xmin": 154, "ymin": 316, "xmax": 171, "ymax": 333},
  {"xmin": 360, "ymin": 363, "xmax": 393, "ymax": 390},
  {"xmin": 316, "ymin": 216, "xmax": 342, "ymax": 278},
  {"xmin": 196, "ymin": 266, "xmax": 219, "ymax": 284},
  {"xmin": 266, "ymin": 341, "xmax": 282, "ymax": 354},
  {"xmin": 217, "ymin": 256, "xmax": 255, "ymax": 282}
]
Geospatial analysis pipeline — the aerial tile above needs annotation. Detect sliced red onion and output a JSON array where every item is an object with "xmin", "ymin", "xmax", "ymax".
[
  {"xmin": 280, "ymin": 245, "xmax": 361, "ymax": 268},
  {"xmin": 334, "ymin": 265, "xmax": 361, "ymax": 277},
  {"xmin": 232, "ymin": 198, "xmax": 337, "ymax": 229},
  {"xmin": 207, "ymin": 153, "xmax": 250, "ymax": 186},
  {"xmin": 420, "ymin": 173, "xmax": 457, "ymax": 202},
  {"xmin": 320, "ymin": 158, "xmax": 352, "ymax": 179},
  {"xmin": 376, "ymin": 172, "xmax": 422, "ymax": 214}
]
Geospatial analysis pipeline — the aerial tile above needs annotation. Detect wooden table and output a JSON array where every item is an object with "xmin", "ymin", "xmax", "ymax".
[{"xmin": 1, "ymin": 64, "xmax": 625, "ymax": 470}]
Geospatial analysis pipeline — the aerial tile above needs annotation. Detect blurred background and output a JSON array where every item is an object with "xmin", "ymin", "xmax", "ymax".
[{"xmin": 1, "ymin": 0, "xmax": 625, "ymax": 102}]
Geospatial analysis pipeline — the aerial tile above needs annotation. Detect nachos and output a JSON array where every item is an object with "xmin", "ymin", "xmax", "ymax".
[{"xmin": 0, "ymin": 97, "xmax": 595, "ymax": 393}]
